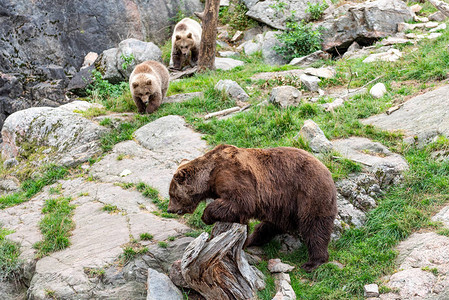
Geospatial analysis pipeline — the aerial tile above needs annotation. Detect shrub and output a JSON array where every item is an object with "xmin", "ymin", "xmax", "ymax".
[
  {"xmin": 274, "ymin": 21, "xmax": 323, "ymax": 61},
  {"xmin": 306, "ymin": 1, "xmax": 329, "ymax": 21}
]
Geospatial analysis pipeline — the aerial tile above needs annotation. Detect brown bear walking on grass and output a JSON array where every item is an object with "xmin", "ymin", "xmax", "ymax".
[
  {"xmin": 168, "ymin": 144, "xmax": 337, "ymax": 272},
  {"xmin": 129, "ymin": 60, "xmax": 169, "ymax": 114}
]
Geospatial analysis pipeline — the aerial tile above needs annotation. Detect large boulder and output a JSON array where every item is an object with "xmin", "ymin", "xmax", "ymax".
[
  {"xmin": 318, "ymin": 0, "xmax": 413, "ymax": 54},
  {"xmin": 0, "ymin": 0, "xmax": 202, "ymax": 74},
  {"xmin": 1, "ymin": 107, "xmax": 109, "ymax": 167},
  {"xmin": 362, "ymin": 85, "xmax": 449, "ymax": 144},
  {"xmin": 246, "ymin": 0, "xmax": 326, "ymax": 30}
]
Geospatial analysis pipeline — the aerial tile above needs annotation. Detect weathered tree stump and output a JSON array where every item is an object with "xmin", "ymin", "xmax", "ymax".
[
  {"xmin": 195, "ymin": 0, "xmax": 220, "ymax": 72},
  {"xmin": 180, "ymin": 222, "xmax": 265, "ymax": 300}
]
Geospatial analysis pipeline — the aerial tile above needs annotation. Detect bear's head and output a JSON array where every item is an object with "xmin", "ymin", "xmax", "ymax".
[
  {"xmin": 168, "ymin": 156, "xmax": 215, "ymax": 215},
  {"xmin": 132, "ymin": 75, "xmax": 154, "ymax": 104},
  {"xmin": 175, "ymin": 33, "xmax": 195, "ymax": 56}
]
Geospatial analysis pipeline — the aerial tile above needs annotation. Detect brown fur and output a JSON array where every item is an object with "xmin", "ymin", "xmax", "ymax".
[
  {"xmin": 129, "ymin": 60, "xmax": 169, "ymax": 114},
  {"xmin": 168, "ymin": 144, "xmax": 337, "ymax": 272},
  {"xmin": 170, "ymin": 18, "xmax": 202, "ymax": 70}
]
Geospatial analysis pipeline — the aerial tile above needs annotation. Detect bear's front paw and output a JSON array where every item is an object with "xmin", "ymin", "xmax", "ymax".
[{"xmin": 201, "ymin": 210, "xmax": 215, "ymax": 225}]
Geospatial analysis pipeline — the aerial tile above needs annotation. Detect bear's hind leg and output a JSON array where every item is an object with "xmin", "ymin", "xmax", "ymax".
[
  {"xmin": 245, "ymin": 222, "xmax": 281, "ymax": 248},
  {"xmin": 301, "ymin": 216, "xmax": 334, "ymax": 272}
]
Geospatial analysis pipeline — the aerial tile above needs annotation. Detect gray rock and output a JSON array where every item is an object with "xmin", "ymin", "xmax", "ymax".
[
  {"xmin": 147, "ymin": 268, "xmax": 183, "ymax": 300},
  {"xmin": 67, "ymin": 64, "xmax": 96, "ymax": 96},
  {"xmin": 3, "ymin": 158, "xmax": 19, "ymax": 169},
  {"xmin": 242, "ymin": 40, "xmax": 262, "ymax": 56},
  {"xmin": 251, "ymin": 69, "xmax": 306, "ymax": 81},
  {"xmin": 0, "ymin": 0, "xmax": 203, "ymax": 74},
  {"xmin": 269, "ymin": 86, "xmax": 302, "ymax": 108},
  {"xmin": 362, "ymin": 85, "xmax": 449, "ymax": 141},
  {"xmin": 273, "ymin": 234, "xmax": 303, "ymax": 253},
  {"xmin": 429, "ymin": 11, "xmax": 448, "ymax": 22},
  {"xmin": 363, "ymin": 49, "xmax": 403, "ymax": 63},
  {"xmin": 246, "ymin": 0, "xmax": 324, "ymax": 30},
  {"xmin": 97, "ymin": 48, "xmax": 124, "ymax": 83},
  {"xmin": 91, "ymin": 116, "xmax": 208, "ymax": 197},
  {"xmin": 215, "ymin": 57, "xmax": 245, "ymax": 70},
  {"xmin": 337, "ymin": 193, "xmax": 367, "ymax": 228},
  {"xmin": 296, "ymin": 119, "xmax": 332, "ymax": 153},
  {"xmin": 304, "ymin": 67, "xmax": 336, "ymax": 79},
  {"xmin": 31, "ymin": 80, "xmax": 69, "ymax": 107},
  {"xmin": 219, "ymin": 51, "xmax": 239, "ymax": 57},
  {"xmin": 319, "ymin": 0, "xmax": 413, "ymax": 53},
  {"xmin": 432, "ymin": 205, "xmax": 449, "ymax": 228},
  {"xmin": 116, "ymin": 38, "xmax": 162, "ymax": 79},
  {"xmin": 289, "ymin": 50, "xmax": 331, "ymax": 67},
  {"xmin": 370, "ymin": 83, "xmax": 387, "ymax": 99},
  {"xmin": 1, "ymin": 107, "xmax": 109, "ymax": 167},
  {"xmin": 82, "ymin": 52, "xmax": 98, "ymax": 69},
  {"xmin": 268, "ymin": 258, "xmax": 295, "ymax": 273},
  {"xmin": 261, "ymin": 31, "xmax": 288, "ymax": 66},
  {"xmin": 163, "ymin": 92, "xmax": 203, "ymax": 104},
  {"xmin": 381, "ymin": 232, "xmax": 449, "ymax": 299},
  {"xmin": 273, "ymin": 273, "xmax": 296, "ymax": 300},
  {"xmin": 321, "ymin": 98, "xmax": 344, "ymax": 112},
  {"xmin": 332, "ymin": 137, "xmax": 408, "ymax": 186},
  {"xmin": 300, "ymin": 74, "xmax": 321, "ymax": 92},
  {"xmin": 215, "ymin": 80, "xmax": 249, "ymax": 102},
  {"xmin": 364, "ymin": 284, "xmax": 379, "ymax": 297},
  {"xmin": 336, "ymin": 174, "xmax": 380, "ymax": 211}
]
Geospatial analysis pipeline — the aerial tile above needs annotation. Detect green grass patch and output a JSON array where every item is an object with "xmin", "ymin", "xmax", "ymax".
[
  {"xmin": 34, "ymin": 197, "xmax": 75, "ymax": 257},
  {"xmin": 102, "ymin": 204, "xmax": 120, "ymax": 213},
  {"xmin": 140, "ymin": 233, "xmax": 154, "ymax": 241},
  {"xmin": 158, "ymin": 241, "xmax": 168, "ymax": 248},
  {"xmin": 0, "ymin": 164, "xmax": 68, "ymax": 210},
  {"xmin": 0, "ymin": 226, "xmax": 21, "ymax": 281}
]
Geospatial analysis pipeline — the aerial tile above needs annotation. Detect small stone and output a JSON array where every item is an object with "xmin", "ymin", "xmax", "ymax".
[
  {"xmin": 219, "ymin": 51, "xmax": 238, "ymax": 57},
  {"xmin": 414, "ymin": 15, "xmax": 429, "ymax": 23},
  {"xmin": 410, "ymin": 4, "xmax": 422, "ymax": 13},
  {"xmin": 215, "ymin": 57, "xmax": 244, "ymax": 70},
  {"xmin": 120, "ymin": 169, "xmax": 132, "ymax": 177},
  {"xmin": 370, "ymin": 83, "xmax": 387, "ymax": 99},
  {"xmin": 81, "ymin": 52, "xmax": 98, "ymax": 69},
  {"xmin": 429, "ymin": 11, "xmax": 447, "ymax": 22},
  {"xmin": 429, "ymin": 23, "xmax": 447, "ymax": 33},
  {"xmin": 268, "ymin": 258, "xmax": 295, "ymax": 273},
  {"xmin": 304, "ymin": 67, "xmax": 336, "ymax": 79},
  {"xmin": 296, "ymin": 119, "xmax": 333, "ymax": 153},
  {"xmin": 425, "ymin": 21, "xmax": 439, "ymax": 29},
  {"xmin": 269, "ymin": 86, "xmax": 302, "ymax": 108},
  {"xmin": 215, "ymin": 80, "xmax": 249, "ymax": 102},
  {"xmin": 3, "ymin": 158, "xmax": 19, "ymax": 169},
  {"xmin": 300, "ymin": 74, "xmax": 321, "ymax": 92},
  {"xmin": 363, "ymin": 49, "xmax": 402, "ymax": 63},
  {"xmin": 426, "ymin": 32, "xmax": 443, "ymax": 39},
  {"xmin": 289, "ymin": 50, "xmax": 331, "ymax": 67},
  {"xmin": 147, "ymin": 268, "xmax": 183, "ymax": 300},
  {"xmin": 231, "ymin": 30, "xmax": 244, "ymax": 43},
  {"xmin": 364, "ymin": 284, "xmax": 379, "ymax": 297},
  {"xmin": 321, "ymin": 98, "xmax": 344, "ymax": 112}
]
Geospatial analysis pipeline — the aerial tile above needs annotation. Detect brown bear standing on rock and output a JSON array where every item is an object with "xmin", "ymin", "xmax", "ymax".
[
  {"xmin": 170, "ymin": 18, "xmax": 202, "ymax": 70},
  {"xmin": 129, "ymin": 60, "xmax": 169, "ymax": 114},
  {"xmin": 168, "ymin": 144, "xmax": 337, "ymax": 272}
]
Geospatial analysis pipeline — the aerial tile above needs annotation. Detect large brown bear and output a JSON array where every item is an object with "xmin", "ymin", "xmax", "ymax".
[
  {"xmin": 168, "ymin": 144, "xmax": 337, "ymax": 272},
  {"xmin": 170, "ymin": 18, "xmax": 202, "ymax": 70},
  {"xmin": 129, "ymin": 60, "xmax": 169, "ymax": 114}
]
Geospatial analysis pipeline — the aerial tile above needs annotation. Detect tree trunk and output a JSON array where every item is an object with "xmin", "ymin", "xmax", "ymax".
[
  {"xmin": 195, "ymin": 0, "xmax": 220, "ymax": 72},
  {"xmin": 180, "ymin": 223, "xmax": 265, "ymax": 300},
  {"xmin": 426, "ymin": 0, "xmax": 449, "ymax": 17}
]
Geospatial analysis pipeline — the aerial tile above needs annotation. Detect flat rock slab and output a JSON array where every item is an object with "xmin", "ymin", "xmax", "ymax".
[
  {"xmin": 381, "ymin": 232, "xmax": 449, "ymax": 299},
  {"xmin": 332, "ymin": 137, "xmax": 409, "ymax": 174},
  {"xmin": 363, "ymin": 85, "xmax": 449, "ymax": 138},
  {"xmin": 19, "ymin": 177, "xmax": 189, "ymax": 299},
  {"xmin": 251, "ymin": 69, "xmax": 306, "ymax": 81},
  {"xmin": 163, "ymin": 92, "xmax": 203, "ymax": 104},
  {"xmin": 215, "ymin": 57, "xmax": 244, "ymax": 71},
  {"xmin": 90, "ymin": 115, "xmax": 208, "ymax": 197}
]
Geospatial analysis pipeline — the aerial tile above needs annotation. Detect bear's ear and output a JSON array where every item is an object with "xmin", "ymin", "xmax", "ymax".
[
  {"xmin": 146, "ymin": 79, "xmax": 152, "ymax": 86},
  {"xmin": 132, "ymin": 82, "xmax": 139, "ymax": 88},
  {"xmin": 176, "ymin": 35, "xmax": 181, "ymax": 40},
  {"xmin": 174, "ymin": 168, "xmax": 189, "ymax": 184},
  {"xmin": 179, "ymin": 159, "xmax": 190, "ymax": 166},
  {"xmin": 187, "ymin": 33, "xmax": 192, "ymax": 39}
]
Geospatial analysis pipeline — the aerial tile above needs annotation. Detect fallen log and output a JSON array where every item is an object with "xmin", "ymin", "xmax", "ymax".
[
  {"xmin": 169, "ymin": 66, "xmax": 198, "ymax": 81},
  {"xmin": 426, "ymin": 0, "xmax": 449, "ymax": 17},
  {"xmin": 204, "ymin": 106, "xmax": 241, "ymax": 119},
  {"xmin": 181, "ymin": 222, "xmax": 265, "ymax": 300}
]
